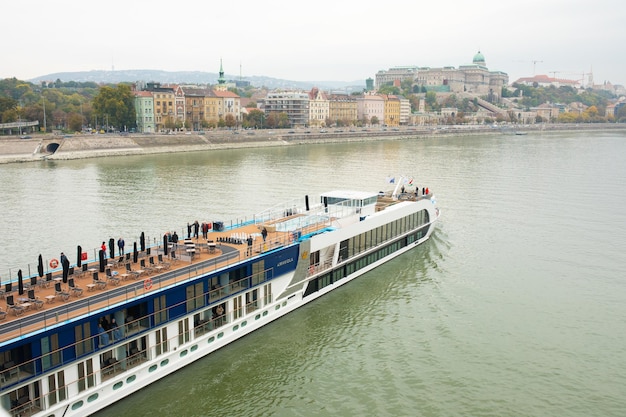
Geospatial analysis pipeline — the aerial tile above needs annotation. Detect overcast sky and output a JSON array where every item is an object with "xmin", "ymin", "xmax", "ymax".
[{"xmin": 2, "ymin": 0, "xmax": 624, "ymax": 87}]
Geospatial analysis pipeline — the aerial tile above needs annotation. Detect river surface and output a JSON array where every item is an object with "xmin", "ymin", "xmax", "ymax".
[{"xmin": 1, "ymin": 130, "xmax": 626, "ymax": 417}]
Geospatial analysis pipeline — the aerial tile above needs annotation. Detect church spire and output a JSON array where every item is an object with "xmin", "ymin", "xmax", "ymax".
[{"xmin": 218, "ymin": 58, "xmax": 226, "ymax": 85}]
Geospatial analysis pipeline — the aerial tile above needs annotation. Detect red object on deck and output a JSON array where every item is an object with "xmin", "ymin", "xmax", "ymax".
[{"xmin": 81, "ymin": 252, "xmax": 88, "ymax": 261}]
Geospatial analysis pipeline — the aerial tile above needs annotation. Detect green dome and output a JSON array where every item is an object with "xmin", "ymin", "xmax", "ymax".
[{"xmin": 473, "ymin": 51, "xmax": 485, "ymax": 65}]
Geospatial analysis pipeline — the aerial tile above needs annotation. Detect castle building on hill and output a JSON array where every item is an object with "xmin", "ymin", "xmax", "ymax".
[{"xmin": 375, "ymin": 51, "xmax": 509, "ymax": 99}]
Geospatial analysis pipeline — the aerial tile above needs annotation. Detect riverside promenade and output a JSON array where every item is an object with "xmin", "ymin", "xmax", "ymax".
[{"xmin": 1, "ymin": 124, "xmax": 624, "ymax": 164}]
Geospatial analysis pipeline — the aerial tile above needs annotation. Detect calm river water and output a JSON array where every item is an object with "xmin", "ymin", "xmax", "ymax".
[{"xmin": 1, "ymin": 130, "xmax": 626, "ymax": 417}]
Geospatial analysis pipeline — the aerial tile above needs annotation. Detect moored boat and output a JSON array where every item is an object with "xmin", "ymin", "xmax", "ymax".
[{"xmin": 0, "ymin": 177, "xmax": 439, "ymax": 416}]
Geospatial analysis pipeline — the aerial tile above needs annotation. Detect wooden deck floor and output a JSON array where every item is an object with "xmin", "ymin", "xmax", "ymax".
[{"xmin": 0, "ymin": 224, "xmax": 297, "ymax": 343}]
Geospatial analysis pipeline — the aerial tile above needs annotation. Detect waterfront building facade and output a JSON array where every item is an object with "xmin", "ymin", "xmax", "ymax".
[
  {"xmin": 263, "ymin": 92, "xmax": 310, "ymax": 127},
  {"xmin": 308, "ymin": 88, "xmax": 329, "ymax": 127},
  {"xmin": 133, "ymin": 91, "xmax": 155, "ymax": 133},
  {"xmin": 356, "ymin": 94, "xmax": 385, "ymax": 125},
  {"xmin": 328, "ymin": 94, "xmax": 358, "ymax": 126},
  {"xmin": 380, "ymin": 94, "xmax": 401, "ymax": 126}
]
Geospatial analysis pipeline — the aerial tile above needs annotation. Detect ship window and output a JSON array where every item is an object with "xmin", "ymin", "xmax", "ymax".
[
  {"xmin": 160, "ymin": 359, "xmax": 169, "ymax": 366},
  {"xmin": 75, "ymin": 322, "xmax": 93, "ymax": 357},
  {"xmin": 88, "ymin": 393, "xmax": 99, "ymax": 402},
  {"xmin": 113, "ymin": 382, "xmax": 123, "ymax": 390},
  {"xmin": 41, "ymin": 334, "xmax": 61, "ymax": 371},
  {"xmin": 263, "ymin": 283, "xmax": 272, "ymax": 306},
  {"xmin": 154, "ymin": 295, "xmax": 167, "ymax": 325},
  {"xmin": 77, "ymin": 359, "xmax": 94, "ymax": 392},
  {"xmin": 126, "ymin": 375, "xmax": 136, "ymax": 383},
  {"xmin": 149, "ymin": 365, "xmax": 158, "ymax": 372},
  {"xmin": 47, "ymin": 370, "xmax": 66, "ymax": 406},
  {"xmin": 186, "ymin": 282, "xmax": 204, "ymax": 313},
  {"xmin": 155, "ymin": 328, "xmax": 168, "ymax": 356},
  {"xmin": 178, "ymin": 318, "xmax": 190, "ymax": 345},
  {"xmin": 71, "ymin": 400, "xmax": 83, "ymax": 410}
]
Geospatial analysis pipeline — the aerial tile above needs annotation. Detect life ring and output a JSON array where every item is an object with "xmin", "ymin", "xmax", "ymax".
[
  {"xmin": 144, "ymin": 278, "xmax": 153, "ymax": 291},
  {"xmin": 50, "ymin": 259, "xmax": 59, "ymax": 269}
]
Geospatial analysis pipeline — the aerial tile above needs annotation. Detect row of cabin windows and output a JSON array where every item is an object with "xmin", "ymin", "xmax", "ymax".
[
  {"xmin": 339, "ymin": 209, "xmax": 429, "ymax": 261},
  {"xmin": 305, "ymin": 224, "xmax": 429, "ymax": 297}
]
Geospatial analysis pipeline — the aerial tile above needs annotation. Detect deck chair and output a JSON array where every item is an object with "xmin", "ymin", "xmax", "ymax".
[
  {"xmin": 157, "ymin": 254, "xmax": 170, "ymax": 270},
  {"xmin": 170, "ymin": 250, "xmax": 179, "ymax": 265},
  {"xmin": 93, "ymin": 272, "xmax": 107, "ymax": 290},
  {"xmin": 27, "ymin": 289, "xmax": 44, "ymax": 310},
  {"xmin": 55, "ymin": 282, "xmax": 70, "ymax": 301},
  {"xmin": 148, "ymin": 256, "xmax": 158, "ymax": 271},
  {"xmin": 0, "ymin": 308, "xmax": 6, "ymax": 320},
  {"xmin": 23, "ymin": 276, "xmax": 36, "ymax": 291},
  {"xmin": 68, "ymin": 279, "xmax": 83, "ymax": 297},
  {"xmin": 74, "ymin": 263, "xmax": 88, "ymax": 278},
  {"xmin": 4, "ymin": 283, "xmax": 13, "ymax": 298},
  {"xmin": 44, "ymin": 272, "xmax": 53, "ymax": 288},
  {"xmin": 125, "ymin": 263, "xmax": 142, "ymax": 279},
  {"xmin": 105, "ymin": 268, "xmax": 120, "ymax": 286},
  {"xmin": 140, "ymin": 259, "xmax": 153, "ymax": 275},
  {"xmin": 6, "ymin": 295, "xmax": 24, "ymax": 316}
]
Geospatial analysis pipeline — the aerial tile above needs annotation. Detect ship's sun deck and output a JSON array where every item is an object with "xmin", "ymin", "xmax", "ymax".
[{"xmin": 0, "ymin": 220, "xmax": 328, "ymax": 345}]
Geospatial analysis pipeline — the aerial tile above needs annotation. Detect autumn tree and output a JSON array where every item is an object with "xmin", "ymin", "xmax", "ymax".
[{"xmin": 92, "ymin": 84, "xmax": 136, "ymax": 131}]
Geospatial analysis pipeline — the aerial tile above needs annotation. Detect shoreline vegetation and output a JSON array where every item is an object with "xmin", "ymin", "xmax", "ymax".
[{"xmin": 1, "ymin": 123, "xmax": 624, "ymax": 165}]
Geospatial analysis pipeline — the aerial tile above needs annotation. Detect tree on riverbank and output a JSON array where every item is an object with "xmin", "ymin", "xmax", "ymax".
[{"xmin": 92, "ymin": 84, "xmax": 136, "ymax": 131}]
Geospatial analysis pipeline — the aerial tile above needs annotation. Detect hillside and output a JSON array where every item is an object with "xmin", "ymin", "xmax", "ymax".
[{"xmin": 27, "ymin": 69, "xmax": 365, "ymax": 91}]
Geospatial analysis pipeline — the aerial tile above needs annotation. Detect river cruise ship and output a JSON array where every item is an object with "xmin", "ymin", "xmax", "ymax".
[{"xmin": 0, "ymin": 179, "xmax": 439, "ymax": 416}]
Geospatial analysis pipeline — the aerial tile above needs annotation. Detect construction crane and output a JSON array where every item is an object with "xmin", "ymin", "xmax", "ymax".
[{"xmin": 514, "ymin": 60, "xmax": 543, "ymax": 75}]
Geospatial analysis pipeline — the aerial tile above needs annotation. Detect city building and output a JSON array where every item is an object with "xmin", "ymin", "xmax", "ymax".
[
  {"xmin": 328, "ymin": 93, "xmax": 358, "ymax": 127},
  {"xmin": 308, "ymin": 88, "xmax": 329, "ymax": 127},
  {"xmin": 356, "ymin": 93, "xmax": 385, "ymax": 125},
  {"xmin": 263, "ymin": 92, "xmax": 310, "ymax": 127},
  {"xmin": 376, "ymin": 52, "xmax": 509, "ymax": 100},
  {"xmin": 133, "ymin": 91, "xmax": 155, "ymax": 133}
]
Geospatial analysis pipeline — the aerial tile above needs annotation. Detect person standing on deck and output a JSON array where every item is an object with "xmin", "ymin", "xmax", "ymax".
[
  {"xmin": 247, "ymin": 235, "xmax": 253, "ymax": 255},
  {"xmin": 193, "ymin": 220, "xmax": 200, "ymax": 239},
  {"xmin": 172, "ymin": 231, "xmax": 179, "ymax": 249},
  {"xmin": 261, "ymin": 227, "xmax": 268, "ymax": 242},
  {"xmin": 117, "ymin": 237, "xmax": 125, "ymax": 255}
]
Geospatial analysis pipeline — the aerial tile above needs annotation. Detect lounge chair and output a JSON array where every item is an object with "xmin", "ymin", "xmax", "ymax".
[
  {"xmin": 6, "ymin": 295, "xmax": 24, "ymax": 316},
  {"xmin": 27, "ymin": 289, "xmax": 44, "ymax": 310},
  {"xmin": 93, "ymin": 273, "xmax": 107, "ymax": 290},
  {"xmin": 68, "ymin": 278, "xmax": 83, "ymax": 296},
  {"xmin": 106, "ymin": 268, "xmax": 120, "ymax": 286},
  {"xmin": 158, "ymin": 254, "xmax": 170, "ymax": 270},
  {"xmin": 54, "ymin": 282, "xmax": 70, "ymax": 301}
]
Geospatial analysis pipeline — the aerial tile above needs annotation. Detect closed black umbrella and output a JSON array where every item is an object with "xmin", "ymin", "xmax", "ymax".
[
  {"xmin": 61, "ymin": 253, "xmax": 70, "ymax": 283},
  {"xmin": 163, "ymin": 234, "xmax": 169, "ymax": 256},
  {"xmin": 77, "ymin": 245, "xmax": 82, "ymax": 268},
  {"xmin": 18, "ymin": 269, "xmax": 24, "ymax": 296},
  {"xmin": 38, "ymin": 254, "xmax": 44, "ymax": 278},
  {"xmin": 99, "ymin": 249, "xmax": 106, "ymax": 273},
  {"xmin": 133, "ymin": 242, "xmax": 138, "ymax": 263},
  {"xmin": 109, "ymin": 238, "xmax": 115, "ymax": 259},
  {"xmin": 140, "ymin": 232, "xmax": 146, "ymax": 252}
]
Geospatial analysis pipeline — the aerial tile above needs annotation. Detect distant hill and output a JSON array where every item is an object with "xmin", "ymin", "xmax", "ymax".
[{"xmin": 28, "ymin": 69, "xmax": 365, "ymax": 92}]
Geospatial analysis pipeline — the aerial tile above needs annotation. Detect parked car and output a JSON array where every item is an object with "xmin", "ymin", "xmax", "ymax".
[{"xmin": 20, "ymin": 135, "xmax": 32, "ymax": 139}]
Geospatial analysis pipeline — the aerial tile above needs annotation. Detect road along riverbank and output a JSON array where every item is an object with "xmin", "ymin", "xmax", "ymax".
[{"xmin": 1, "ymin": 124, "xmax": 624, "ymax": 164}]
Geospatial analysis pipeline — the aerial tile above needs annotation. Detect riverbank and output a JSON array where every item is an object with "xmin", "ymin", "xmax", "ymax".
[{"xmin": 1, "ymin": 123, "xmax": 624, "ymax": 164}]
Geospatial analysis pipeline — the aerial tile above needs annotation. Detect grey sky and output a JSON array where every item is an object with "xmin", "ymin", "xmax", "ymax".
[{"xmin": 2, "ymin": 0, "xmax": 624, "ymax": 87}]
